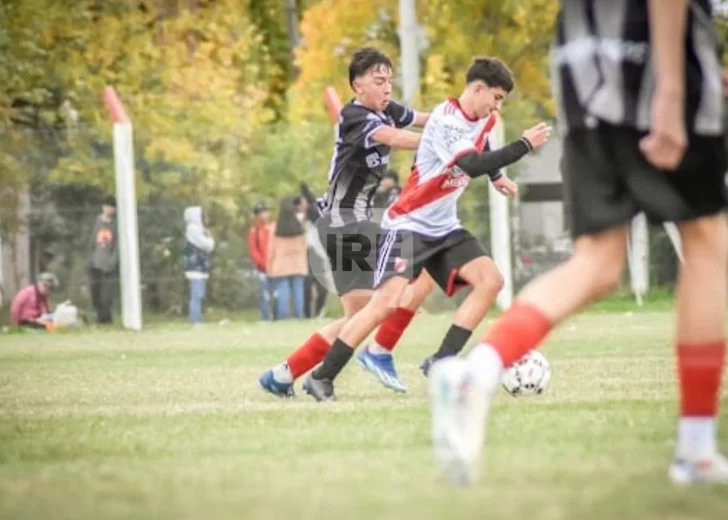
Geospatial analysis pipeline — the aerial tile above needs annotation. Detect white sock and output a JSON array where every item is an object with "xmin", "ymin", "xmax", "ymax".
[
  {"xmin": 272, "ymin": 362, "xmax": 293, "ymax": 384},
  {"xmin": 467, "ymin": 344, "xmax": 504, "ymax": 394},
  {"xmin": 368, "ymin": 341, "xmax": 391, "ymax": 356},
  {"xmin": 677, "ymin": 417, "xmax": 717, "ymax": 461}
]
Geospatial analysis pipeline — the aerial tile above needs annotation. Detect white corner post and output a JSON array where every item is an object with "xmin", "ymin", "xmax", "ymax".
[
  {"xmin": 103, "ymin": 87, "xmax": 142, "ymax": 331},
  {"xmin": 489, "ymin": 115, "xmax": 514, "ymax": 310},
  {"xmin": 663, "ymin": 222, "xmax": 685, "ymax": 264},
  {"xmin": 628, "ymin": 213, "xmax": 649, "ymax": 307},
  {"xmin": 398, "ymin": 0, "xmax": 420, "ymax": 104}
]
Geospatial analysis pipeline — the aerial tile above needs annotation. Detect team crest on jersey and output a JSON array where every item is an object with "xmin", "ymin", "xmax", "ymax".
[{"xmin": 393, "ymin": 257, "xmax": 408, "ymax": 273}]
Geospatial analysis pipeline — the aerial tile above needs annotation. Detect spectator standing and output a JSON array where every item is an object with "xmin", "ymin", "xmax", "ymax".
[
  {"xmin": 267, "ymin": 198, "xmax": 308, "ymax": 320},
  {"xmin": 87, "ymin": 195, "xmax": 117, "ymax": 324},
  {"xmin": 10, "ymin": 272, "xmax": 59, "ymax": 330},
  {"xmin": 183, "ymin": 206, "xmax": 215, "ymax": 325},
  {"xmin": 247, "ymin": 201, "xmax": 272, "ymax": 321},
  {"xmin": 296, "ymin": 186, "xmax": 330, "ymax": 318}
]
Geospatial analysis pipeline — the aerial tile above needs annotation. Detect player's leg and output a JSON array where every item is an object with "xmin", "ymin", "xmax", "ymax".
[
  {"xmin": 430, "ymin": 125, "xmax": 634, "ymax": 484},
  {"xmin": 259, "ymin": 220, "xmax": 376, "ymax": 398},
  {"xmin": 303, "ymin": 229, "xmax": 417, "ymax": 400},
  {"xmin": 365, "ymin": 270, "xmax": 436, "ymax": 355},
  {"xmin": 259, "ymin": 289, "xmax": 371, "ymax": 398},
  {"xmin": 303, "ymin": 276, "xmax": 411, "ymax": 400},
  {"xmin": 357, "ymin": 270, "xmax": 436, "ymax": 392},
  {"xmin": 431, "ymin": 224, "xmax": 628, "ymax": 484},
  {"xmin": 669, "ymin": 213, "xmax": 728, "ymax": 483},
  {"xmin": 420, "ymin": 251, "xmax": 503, "ymax": 375}
]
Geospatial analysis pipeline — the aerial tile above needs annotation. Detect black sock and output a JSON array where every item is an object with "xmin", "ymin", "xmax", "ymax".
[
  {"xmin": 312, "ymin": 339, "xmax": 354, "ymax": 381},
  {"xmin": 433, "ymin": 324, "xmax": 472, "ymax": 359}
]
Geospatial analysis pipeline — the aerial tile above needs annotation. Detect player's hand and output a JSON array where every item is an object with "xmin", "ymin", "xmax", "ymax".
[
  {"xmin": 522, "ymin": 122, "xmax": 552, "ymax": 150},
  {"xmin": 492, "ymin": 175, "xmax": 518, "ymax": 198},
  {"xmin": 639, "ymin": 88, "xmax": 687, "ymax": 170}
]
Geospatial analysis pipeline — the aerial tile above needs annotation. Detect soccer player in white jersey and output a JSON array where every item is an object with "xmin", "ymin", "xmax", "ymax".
[{"xmin": 302, "ymin": 57, "xmax": 551, "ymax": 401}]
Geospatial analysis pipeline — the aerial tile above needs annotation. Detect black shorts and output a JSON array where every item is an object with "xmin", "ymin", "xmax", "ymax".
[
  {"xmin": 375, "ymin": 228, "xmax": 487, "ymax": 296},
  {"xmin": 317, "ymin": 218, "xmax": 383, "ymax": 296},
  {"xmin": 563, "ymin": 123, "xmax": 728, "ymax": 239}
]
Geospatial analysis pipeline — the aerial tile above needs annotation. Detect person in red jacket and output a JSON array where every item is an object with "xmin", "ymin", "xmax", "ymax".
[{"xmin": 247, "ymin": 201, "xmax": 272, "ymax": 321}]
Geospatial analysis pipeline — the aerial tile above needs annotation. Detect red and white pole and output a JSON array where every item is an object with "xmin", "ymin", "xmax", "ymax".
[{"xmin": 103, "ymin": 87, "xmax": 142, "ymax": 331}]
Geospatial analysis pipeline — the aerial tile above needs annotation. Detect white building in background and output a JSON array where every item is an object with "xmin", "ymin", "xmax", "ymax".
[{"xmin": 516, "ymin": 137, "xmax": 565, "ymax": 245}]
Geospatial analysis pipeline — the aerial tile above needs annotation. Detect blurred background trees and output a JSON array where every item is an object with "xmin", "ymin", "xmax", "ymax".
[{"xmin": 3, "ymin": 0, "xmax": 722, "ymax": 315}]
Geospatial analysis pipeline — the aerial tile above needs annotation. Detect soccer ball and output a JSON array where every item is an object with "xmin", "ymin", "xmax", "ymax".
[{"xmin": 500, "ymin": 350, "xmax": 551, "ymax": 397}]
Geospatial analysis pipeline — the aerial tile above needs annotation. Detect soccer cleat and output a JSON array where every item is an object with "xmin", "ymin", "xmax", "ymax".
[
  {"xmin": 420, "ymin": 356, "xmax": 436, "ymax": 377},
  {"xmin": 357, "ymin": 346, "xmax": 407, "ymax": 393},
  {"xmin": 258, "ymin": 369, "xmax": 295, "ymax": 398},
  {"xmin": 429, "ymin": 352, "xmax": 502, "ymax": 487},
  {"xmin": 302, "ymin": 374, "xmax": 336, "ymax": 402},
  {"xmin": 669, "ymin": 452, "xmax": 728, "ymax": 485}
]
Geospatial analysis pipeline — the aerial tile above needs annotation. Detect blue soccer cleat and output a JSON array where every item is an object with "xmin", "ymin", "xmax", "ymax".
[
  {"xmin": 259, "ymin": 369, "xmax": 295, "ymax": 398},
  {"xmin": 357, "ymin": 346, "xmax": 407, "ymax": 393}
]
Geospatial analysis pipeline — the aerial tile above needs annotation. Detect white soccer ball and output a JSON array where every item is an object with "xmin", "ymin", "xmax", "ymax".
[{"xmin": 500, "ymin": 350, "xmax": 551, "ymax": 397}]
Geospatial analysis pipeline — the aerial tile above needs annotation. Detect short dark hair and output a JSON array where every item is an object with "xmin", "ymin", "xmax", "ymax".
[
  {"xmin": 466, "ymin": 57, "xmax": 514, "ymax": 93},
  {"xmin": 102, "ymin": 195, "xmax": 116, "ymax": 208},
  {"xmin": 274, "ymin": 197, "xmax": 305, "ymax": 238},
  {"xmin": 348, "ymin": 47, "xmax": 393, "ymax": 88}
]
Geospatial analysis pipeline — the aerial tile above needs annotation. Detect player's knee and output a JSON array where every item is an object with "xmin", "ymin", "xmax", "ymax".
[
  {"xmin": 469, "ymin": 264, "xmax": 504, "ymax": 295},
  {"xmin": 680, "ymin": 214, "xmax": 728, "ymax": 261}
]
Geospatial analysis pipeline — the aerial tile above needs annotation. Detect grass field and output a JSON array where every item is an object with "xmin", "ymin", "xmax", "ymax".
[{"xmin": 1, "ymin": 309, "xmax": 727, "ymax": 520}]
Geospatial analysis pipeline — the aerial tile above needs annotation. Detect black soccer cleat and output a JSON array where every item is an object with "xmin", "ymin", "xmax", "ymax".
[
  {"xmin": 420, "ymin": 356, "xmax": 436, "ymax": 377},
  {"xmin": 302, "ymin": 374, "xmax": 336, "ymax": 402}
]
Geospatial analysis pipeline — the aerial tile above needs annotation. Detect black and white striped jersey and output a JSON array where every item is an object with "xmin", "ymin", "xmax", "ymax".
[
  {"xmin": 318, "ymin": 100, "xmax": 415, "ymax": 228},
  {"xmin": 551, "ymin": 0, "xmax": 724, "ymax": 136}
]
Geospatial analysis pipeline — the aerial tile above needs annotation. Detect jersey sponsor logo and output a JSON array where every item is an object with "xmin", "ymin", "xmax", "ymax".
[
  {"xmin": 440, "ymin": 172, "xmax": 469, "ymax": 189},
  {"xmin": 393, "ymin": 257, "xmax": 408, "ymax": 273},
  {"xmin": 366, "ymin": 152, "xmax": 390, "ymax": 169}
]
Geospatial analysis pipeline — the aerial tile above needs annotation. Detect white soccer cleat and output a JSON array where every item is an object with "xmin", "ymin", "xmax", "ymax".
[
  {"xmin": 428, "ymin": 357, "xmax": 495, "ymax": 486},
  {"xmin": 669, "ymin": 452, "xmax": 728, "ymax": 485}
]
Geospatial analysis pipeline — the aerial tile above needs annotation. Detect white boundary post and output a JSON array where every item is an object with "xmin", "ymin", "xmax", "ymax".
[
  {"xmin": 103, "ymin": 87, "xmax": 142, "ymax": 331},
  {"xmin": 489, "ymin": 115, "xmax": 514, "ymax": 310},
  {"xmin": 663, "ymin": 222, "xmax": 685, "ymax": 264},
  {"xmin": 627, "ymin": 213, "xmax": 649, "ymax": 307}
]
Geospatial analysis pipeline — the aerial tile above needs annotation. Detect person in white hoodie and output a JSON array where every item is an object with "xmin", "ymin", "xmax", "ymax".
[{"xmin": 183, "ymin": 206, "xmax": 215, "ymax": 325}]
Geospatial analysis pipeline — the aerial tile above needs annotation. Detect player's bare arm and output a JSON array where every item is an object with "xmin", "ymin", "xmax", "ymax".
[
  {"xmin": 413, "ymin": 111, "xmax": 430, "ymax": 127},
  {"xmin": 639, "ymin": 0, "xmax": 689, "ymax": 170},
  {"xmin": 371, "ymin": 126, "xmax": 421, "ymax": 150}
]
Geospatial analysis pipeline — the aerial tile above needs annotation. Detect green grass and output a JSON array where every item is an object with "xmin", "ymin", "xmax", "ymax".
[{"xmin": 1, "ymin": 310, "xmax": 726, "ymax": 520}]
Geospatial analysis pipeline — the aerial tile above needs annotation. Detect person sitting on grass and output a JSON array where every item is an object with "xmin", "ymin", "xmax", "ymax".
[{"xmin": 10, "ymin": 273, "xmax": 59, "ymax": 331}]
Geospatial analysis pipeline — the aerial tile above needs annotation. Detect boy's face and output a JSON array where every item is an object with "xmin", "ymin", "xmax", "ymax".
[
  {"xmin": 473, "ymin": 82, "xmax": 508, "ymax": 119},
  {"xmin": 102, "ymin": 204, "xmax": 116, "ymax": 219},
  {"xmin": 353, "ymin": 64, "xmax": 392, "ymax": 112}
]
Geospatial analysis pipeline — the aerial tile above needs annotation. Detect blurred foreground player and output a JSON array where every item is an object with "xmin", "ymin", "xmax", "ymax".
[
  {"xmin": 429, "ymin": 0, "xmax": 728, "ymax": 486},
  {"xmin": 259, "ymin": 47, "xmax": 434, "ymax": 397}
]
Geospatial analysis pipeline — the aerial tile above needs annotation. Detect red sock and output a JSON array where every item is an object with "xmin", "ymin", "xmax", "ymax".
[
  {"xmin": 481, "ymin": 301, "xmax": 553, "ymax": 367},
  {"xmin": 677, "ymin": 341, "xmax": 726, "ymax": 417},
  {"xmin": 374, "ymin": 307, "xmax": 416, "ymax": 351},
  {"xmin": 287, "ymin": 333, "xmax": 331, "ymax": 379}
]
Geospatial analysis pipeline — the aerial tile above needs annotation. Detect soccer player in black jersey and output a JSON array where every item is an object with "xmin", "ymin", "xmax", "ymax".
[{"xmin": 259, "ymin": 47, "xmax": 434, "ymax": 396}]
